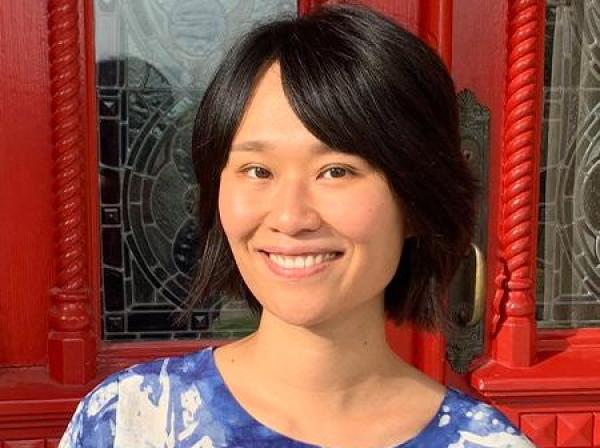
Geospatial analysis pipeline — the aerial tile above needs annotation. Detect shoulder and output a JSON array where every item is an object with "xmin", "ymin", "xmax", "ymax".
[
  {"xmin": 424, "ymin": 387, "xmax": 536, "ymax": 448},
  {"xmin": 59, "ymin": 347, "xmax": 214, "ymax": 447}
]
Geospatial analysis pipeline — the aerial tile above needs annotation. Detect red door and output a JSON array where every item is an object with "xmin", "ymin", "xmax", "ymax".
[{"xmin": 1, "ymin": 0, "xmax": 599, "ymax": 446}]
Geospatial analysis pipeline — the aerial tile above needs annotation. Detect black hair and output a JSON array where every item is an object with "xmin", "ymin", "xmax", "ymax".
[{"xmin": 187, "ymin": 3, "xmax": 479, "ymax": 330}]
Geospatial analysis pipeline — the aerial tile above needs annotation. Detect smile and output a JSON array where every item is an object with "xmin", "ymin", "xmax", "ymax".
[{"xmin": 258, "ymin": 250, "xmax": 343, "ymax": 279}]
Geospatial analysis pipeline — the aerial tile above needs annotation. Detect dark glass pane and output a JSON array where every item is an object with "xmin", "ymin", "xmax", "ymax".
[
  {"xmin": 105, "ymin": 314, "xmax": 125, "ymax": 332},
  {"xmin": 103, "ymin": 268, "xmax": 124, "ymax": 311},
  {"xmin": 100, "ymin": 167, "xmax": 120, "ymax": 204},
  {"xmin": 99, "ymin": 121, "xmax": 120, "ymax": 167},
  {"xmin": 102, "ymin": 228, "xmax": 122, "ymax": 267}
]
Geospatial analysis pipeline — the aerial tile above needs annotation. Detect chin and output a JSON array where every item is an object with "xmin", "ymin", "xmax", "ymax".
[{"xmin": 263, "ymin": 304, "xmax": 334, "ymax": 329}]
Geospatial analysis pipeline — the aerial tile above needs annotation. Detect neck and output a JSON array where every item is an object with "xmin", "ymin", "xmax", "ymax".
[{"xmin": 229, "ymin": 298, "xmax": 410, "ymax": 414}]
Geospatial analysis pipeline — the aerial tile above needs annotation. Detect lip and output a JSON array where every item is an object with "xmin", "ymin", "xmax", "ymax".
[
  {"xmin": 258, "ymin": 250, "xmax": 342, "ymax": 280},
  {"xmin": 257, "ymin": 246, "xmax": 344, "ymax": 256}
]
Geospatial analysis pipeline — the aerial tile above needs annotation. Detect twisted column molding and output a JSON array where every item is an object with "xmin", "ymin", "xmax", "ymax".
[
  {"xmin": 47, "ymin": 0, "xmax": 95, "ymax": 383},
  {"xmin": 492, "ymin": 0, "xmax": 544, "ymax": 367}
]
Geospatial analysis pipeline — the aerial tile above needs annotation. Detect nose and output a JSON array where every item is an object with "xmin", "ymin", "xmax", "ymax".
[{"xmin": 264, "ymin": 178, "xmax": 321, "ymax": 236}]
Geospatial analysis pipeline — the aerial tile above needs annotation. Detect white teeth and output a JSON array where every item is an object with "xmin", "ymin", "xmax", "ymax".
[{"xmin": 268, "ymin": 252, "xmax": 339, "ymax": 269}]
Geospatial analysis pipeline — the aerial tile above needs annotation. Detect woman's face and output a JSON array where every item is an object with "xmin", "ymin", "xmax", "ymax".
[{"xmin": 218, "ymin": 63, "xmax": 408, "ymax": 329}]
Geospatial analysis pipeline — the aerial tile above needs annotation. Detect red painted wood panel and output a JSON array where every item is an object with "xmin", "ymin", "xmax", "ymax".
[{"xmin": 0, "ymin": 0, "xmax": 55, "ymax": 366}]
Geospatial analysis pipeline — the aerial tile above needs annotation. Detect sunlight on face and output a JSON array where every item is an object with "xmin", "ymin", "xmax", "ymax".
[{"xmin": 218, "ymin": 62, "xmax": 408, "ymax": 329}]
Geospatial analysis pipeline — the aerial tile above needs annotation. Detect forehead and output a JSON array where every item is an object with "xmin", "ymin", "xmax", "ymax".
[
  {"xmin": 231, "ymin": 63, "xmax": 328, "ymax": 153},
  {"xmin": 231, "ymin": 139, "xmax": 336, "ymax": 154}
]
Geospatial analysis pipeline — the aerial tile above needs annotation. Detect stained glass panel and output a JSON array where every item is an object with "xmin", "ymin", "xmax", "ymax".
[
  {"xmin": 95, "ymin": 0, "xmax": 296, "ymax": 340},
  {"xmin": 537, "ymin": 0, "xmax": 600, "ymax": 328}
]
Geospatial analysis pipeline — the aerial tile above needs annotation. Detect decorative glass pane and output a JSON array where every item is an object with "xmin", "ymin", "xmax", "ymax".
[
  {"xmin": 95, "ymin": 0, "xmax": 297, "ymax": 340},
  {"xmin": 537, "ymin": 0, "xmax": 600, "ymax": 328}
]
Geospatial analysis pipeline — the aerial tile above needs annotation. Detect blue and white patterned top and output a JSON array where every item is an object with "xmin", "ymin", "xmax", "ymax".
[{"xmin": 59, "ymin": 346, "xmax": 535, "ymax": 447}]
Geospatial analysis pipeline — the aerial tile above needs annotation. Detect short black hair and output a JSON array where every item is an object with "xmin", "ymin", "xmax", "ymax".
[{"xmin": 187, "ymin": 3, "xmax": 479, "ymax": 330}]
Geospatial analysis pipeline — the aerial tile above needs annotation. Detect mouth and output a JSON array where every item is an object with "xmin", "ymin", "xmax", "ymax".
[{"xmin": 257, "ymin": 250, "xmax": 344, "ymax": 279}]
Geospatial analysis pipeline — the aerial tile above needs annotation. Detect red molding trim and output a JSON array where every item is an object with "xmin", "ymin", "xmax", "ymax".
[
  {"xmin": 0, "ymin": 399, "xmax": 75, "ymax": 440},
  {"xmin": 537, "ymin": 328, "xmax": 600, "ymax": 351},
  {"xmin": 47, "ymin": 0, "xmax": 95, "ymax": 384},
  {"xmin": 491, "ymin": 0, "xmax": 544, "ymax": 368},
  {"xmin": 472, "ymin": 349, "xmax": 600, "ymax": 398},
  {"xmin": 474, "ymin": 328, "xmax": 600, "ymax": 398}
]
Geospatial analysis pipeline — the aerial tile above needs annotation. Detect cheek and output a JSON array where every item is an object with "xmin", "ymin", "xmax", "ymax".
[
  {"xmin": 323, "ymin": 187, "xmax": 404, "ymax": 246},
  {"xmin": 218, "ymin": 176, "xmax": 260, "ymax": 242}
]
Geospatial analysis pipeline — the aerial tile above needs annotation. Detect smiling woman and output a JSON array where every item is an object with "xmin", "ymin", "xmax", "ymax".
[
  {"xmin": 216, "ymin": 61, "xmax": 408, "ymax": 329},
  {"xmin": 191, "ymin": 5, "xmax": 476, "ymax": 333},
  {"xmin": 59, "ymin": 4, "xmax": 535, "ymax": 448}
]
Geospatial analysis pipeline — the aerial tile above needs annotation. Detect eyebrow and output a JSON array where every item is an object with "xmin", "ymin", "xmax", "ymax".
[{"xmin": 230, "ymin": 140, "xmax": 337, "ymax": 154}]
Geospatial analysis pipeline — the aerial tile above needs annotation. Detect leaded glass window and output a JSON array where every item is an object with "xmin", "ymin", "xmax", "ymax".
[
  {"xmin": 95, "ymin": 0, "xmax": 297, "ymax": 340},
  {"xmin": 537, "ymin": 0, "xmax": 600, "ymax": 328}
]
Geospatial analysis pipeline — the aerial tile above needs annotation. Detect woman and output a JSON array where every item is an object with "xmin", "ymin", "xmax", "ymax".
[{"xmin": 60, "ymin": 4, "xmax": 535, "ymax": 447}]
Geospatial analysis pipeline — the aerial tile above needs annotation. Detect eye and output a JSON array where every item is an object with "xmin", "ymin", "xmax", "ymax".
[
  {"xmin": 321, "ymin": 166, "xmax": 354, "ymax": 179},
  {"xmin": 242, "ymin": 166, "xmax": 271, "ymax": 179}
]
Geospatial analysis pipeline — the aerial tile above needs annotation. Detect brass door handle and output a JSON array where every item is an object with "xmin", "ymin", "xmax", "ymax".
[{"xmin": 464, "ymin": 242, "xmax": 486, "ymax": 326}]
